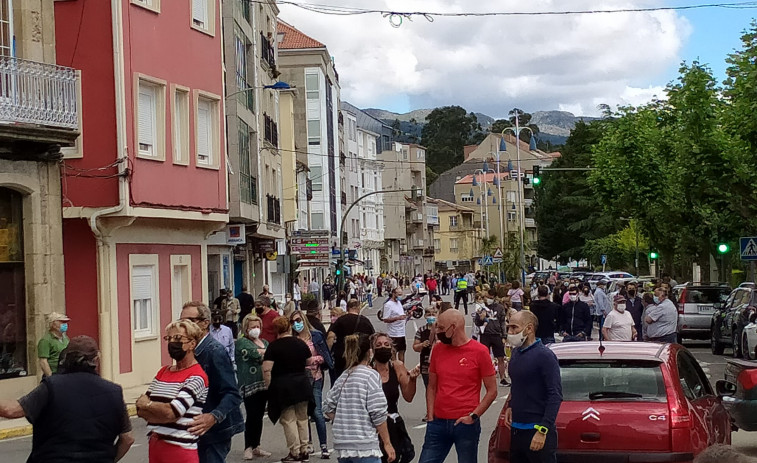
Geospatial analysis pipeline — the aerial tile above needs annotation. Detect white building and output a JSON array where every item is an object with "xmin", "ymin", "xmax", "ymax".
[
  {"xmin": 357, "ymin": 126, "xmax": 384, "ymax": 275},
  {"xmin": 343, "ymin": 110, "xmax": 361, "ymax": 255}
]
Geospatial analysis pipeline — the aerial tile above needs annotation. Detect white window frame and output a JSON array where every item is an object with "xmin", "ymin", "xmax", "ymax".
[
  {"xmin": 171, "ymin": 85, "xmax": 190, "ymax": 165},
  {"xmin": 449, "ymin": 215, "xmax": 458, "ymax": 227},
  {"xmin": 170, "ymin": 255, "xmax": 193, "ymax": 321},
  {"xmin": 0, "ymin": 0, "xmax": 13, "ymax": 58},
  {"xmin": 460, "ymin": 195, "xmax": 473, "ymax": 203},
  {"xmin": 131, "ymin": 0, "xmax": 160, "ymax": 13},
  {"xmin": 129, "ymin": 254, "xmax": 160, "ymax": 341},
  {"xmin": 134, "ymin": 75, "xmax": 166, "ymax": 161},
  {"xmin": 450, "ymin": 238, "xmax": 459, "ymax": 253},
  {"xmin": 194, "ymin": 91, "xmax": 221, "ymax": 169},
  {"xmin": 61, "ymin": 70, "xmax": 84, "ymax": 159},
  {"xmin": 310, "ymin": 166, "xmax": 322, "ymax": 191},
  {"xmin": 305, "ymin": 73, "xmax": 319, "ymax": 100},
  {"xmin": 311, "ymin": 212, "xmax": 324, "ymax": 230},
  {"xmin": 191, "ymin": 0, "xmax": 215, "ymax": 36},
  {"xmin": 434, "ymin": 239, "xmax": 441, "ymax": 251}
]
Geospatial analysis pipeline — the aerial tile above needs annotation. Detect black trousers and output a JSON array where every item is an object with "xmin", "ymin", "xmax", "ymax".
[
  {"xmin": 454, "ymin": 291, "xmax": 469, "ymax": 313},
  {"xmin": 243, "ymin": 391, "xmax": 268, "ymax": 449},
  {"xmin": 510, "ymin": 428, "xmax": 557, "ymax": 463}
]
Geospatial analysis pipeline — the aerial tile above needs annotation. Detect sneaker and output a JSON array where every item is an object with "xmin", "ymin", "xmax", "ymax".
[
  {"xmin": 253, "ymin": 447, "xmax": 272, "ymax": 458},
  {"xmin": 281, "ymin": 453, "xmax": 301, "ymax": 462},
  {"xmin": 244, "ymin": 447, "xmax": 254, "ymax": 460},
  {"xmin": 320, "ymin": 446, "xmax": 330, "ymax": 459},
  {"xmin": 500, "ymin": 377, "xmax": 510, "ymax": 386},
  {"xmin": 299, "ymin": 453, "xmax": 310, "ymax": 462}
]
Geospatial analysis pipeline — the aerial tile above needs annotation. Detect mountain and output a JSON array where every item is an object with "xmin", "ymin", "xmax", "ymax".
[
  {"xmin": 363, "ymin": 108, "xmax": 494, "ymax": 130},
  {"xmin": 530, "ymin": 111, "xmax": 598, "ymax": 138}
]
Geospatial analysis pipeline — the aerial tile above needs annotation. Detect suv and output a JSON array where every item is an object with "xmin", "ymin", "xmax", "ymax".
[
  {"xmin": 586, "ymin": 271, "xmax": 635, "ymax": 290},
  {"xmin": 673, "ymin": 284, "xmax": 731, "ymax": 343},
  {"xmin": 488, "ymin": 342, "xmax": 731, "ymax": 463},
  {"xmin": 711, "ymin": 283, "xmax": 757, "ymax": 358}
]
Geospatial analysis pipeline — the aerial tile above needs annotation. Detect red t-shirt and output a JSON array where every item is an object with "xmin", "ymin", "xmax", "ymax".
[
  {"xmin": 429, "ymin": 339, "xmax": 496, "ymax": 419},
  {"xmin": 427, "ymin": 279, "xmax": 438, "ymax": 291},
  {"xmin": 260, "ymin": 309, "xmax": 281, "ymax": 343}
]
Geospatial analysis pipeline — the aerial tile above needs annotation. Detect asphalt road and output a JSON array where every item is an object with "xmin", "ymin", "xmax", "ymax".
[{"xmin": 2, "ymin": 292, "xmax": 756, "ymax": 462}]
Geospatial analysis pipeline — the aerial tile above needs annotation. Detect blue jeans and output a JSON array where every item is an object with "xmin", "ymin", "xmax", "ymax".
[
  {"xmin": 312, "ymin": 378, "xmax": 327, "ymax": 448},
  {"xmin": 367, "ymin": 293, "xmax": 373, "ymax": 307},
  {"xmin": 198, "ymin": 439, "xmax": 232, "ymax": 463},
  {"xmin": 418, "ymin": 418, "xmax": 480, "ymax": 463},
  {"xmin": 337, "ymin": 457, "xmax": 381, "ymax": 463}
]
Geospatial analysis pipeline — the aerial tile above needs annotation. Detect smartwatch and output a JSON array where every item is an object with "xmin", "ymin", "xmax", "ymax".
[
  {"xmin": 534, "ymin": 425, "xmax": 548, "ymax": 435},
  {"xmin": 469, "ymin": 413, "xmax": 480, "ymax": 422}
]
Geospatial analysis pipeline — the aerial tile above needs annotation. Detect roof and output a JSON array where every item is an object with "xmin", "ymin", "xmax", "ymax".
[
  {"xmin": 277, "ymin": 21, "xmax": 326, "ymax": 50},
  {"xmin": 549, "ymin": 341, "xmax": 671, "ymax": 362},
  {"xmin": 455, "ymin": 172, "xmax": 510, "ymax": 185},
  {"xmin": 427, "ymin": 197, "xmax": 475, "ymax": 213}
]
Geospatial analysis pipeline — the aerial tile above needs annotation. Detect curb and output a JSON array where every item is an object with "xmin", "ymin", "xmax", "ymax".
[{"xmin": 0, "ymin": 404, "xmax": 138, "ymax": 441}]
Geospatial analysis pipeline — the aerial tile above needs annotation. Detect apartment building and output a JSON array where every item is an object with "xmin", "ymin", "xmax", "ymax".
[
  {"xmin": 0, "ymin": 0, "xmax": 79, "ymax": 398},
  {"xmin": 428, "ymin": 198, "xmax": 482, "ymax": 274}
]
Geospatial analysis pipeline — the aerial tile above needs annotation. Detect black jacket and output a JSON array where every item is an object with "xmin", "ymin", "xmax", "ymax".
[
  {"xmin": 474, "ymin": 302, "xmax": 506, "ymax": 337},
  {"xmin": 530, "ymin": 299, "xmax": 560, "ymax": 340},
  {"xmin": 560, "ymin": 300, "xmax": 592, "ymax": 337}
]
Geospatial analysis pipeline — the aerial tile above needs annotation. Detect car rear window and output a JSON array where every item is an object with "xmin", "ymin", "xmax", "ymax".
[
  {"xmin": 684, "ymin": 288, "xmax": 730, "ymax": 304},
  {"xmin": 560, "ymin": 360, "xmax": 667, "ymax": 402}
]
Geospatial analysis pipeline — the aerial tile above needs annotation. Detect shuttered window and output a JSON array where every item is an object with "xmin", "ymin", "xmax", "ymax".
[
  {"xmin": 197, "ymin": 98, "xmax": 212, "ymax": 165},
  {"xmin": 173, "ymin": 89, "xmax": 189, "ymax": 164},
  {"xmin": 138, "ymin": 85, "xmax": 157, "ymax": 155},
  {"xmin": 192, "ymin": 0, "xmax": 208, "ymax": 28},
  {"xmin": 132, "ymin": 265, "xmax": 155, "ymax": 337}
]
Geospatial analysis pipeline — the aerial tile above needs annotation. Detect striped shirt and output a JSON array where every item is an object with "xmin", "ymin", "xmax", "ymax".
[
  {"xmin": 323, "ymin": 365, "xmax": 387, "ymax": 453},
  {"xmin": 146, "ymin": 363, "xmax": 208, "ymax": 449}
]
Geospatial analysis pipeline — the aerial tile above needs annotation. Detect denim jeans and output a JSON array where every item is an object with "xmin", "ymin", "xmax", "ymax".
[
  {"xmin": 312, "ymin": 378, "xmax": 328, "ymax": 449},
  {"xmin": 418, "ymin": 418, "xmax": 480, "ymax": 463},
  {"xmin": 337, "ymin": 457, "xmax": 381, "ymax": 463},
  {"xmin": 198, "ymin": 439, "xmax": 232, "ymax": 463},
  {"xmin": 367, "ymin": 293, "xmax": 373, "ymax": 307}
]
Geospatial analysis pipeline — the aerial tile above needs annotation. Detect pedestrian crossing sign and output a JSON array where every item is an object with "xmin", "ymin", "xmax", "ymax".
[
  {"xmin": 740, "ymin": 237, "xmax": 757, "ymax": 261},
  {"xmin": 482, "ymin": 255, "xmax": 494, "ymax": 266},
  {"xmin": 493, "ymin": 248, "xmax": 503, "ymax": 259}
]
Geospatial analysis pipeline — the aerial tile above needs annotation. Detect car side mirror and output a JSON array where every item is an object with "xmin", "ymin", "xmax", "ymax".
[{"xmin": 716, "ymin": 379, "xmax": 736, "ymax": 397}]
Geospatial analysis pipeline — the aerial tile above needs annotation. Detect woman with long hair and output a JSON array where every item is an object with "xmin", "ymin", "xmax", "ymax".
[
  {"xmin": 323, "ymin": 334, "xmax": 395, "ymax": 463},
  {"xmin": 235, "ymin": 314, "xmax": 271, "ymax": 460},
  {"xmin": 290, "ymin": 310, "xmax": 332, "ymax": 459}
]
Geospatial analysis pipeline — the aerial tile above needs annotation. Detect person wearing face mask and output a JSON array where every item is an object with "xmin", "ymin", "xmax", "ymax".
[
  {"xmin": 413, "ymin": 308, "xmax": 438, "ymax": 389},
  {"xmin": 383, "ymin": 287, "xmax": 409, "ymax": 362},
  {"xmin": 235, "ymin": 314, "xmax": 271, "ymax": 460},
  {"xmin": 38, "ymin": 312, "xmax": 71, "ymax": 377},
  {"xmin": 371, "ymin": 333, "xmax": 420, "ymax": 463},
  {"xmin": 529, "ymin": 285, "xmax": 559, "ymax": 345},
  {"xmin": 209, "ymin": 311, "xmax": 235, "ymax": 364},
  {"xmin": 644, "ymin": 286, "xmax": 678, "ymax": 343},
  {"xmin": 137, "ymin": 320, "xmax": 209, "ymax": 463},
  {"xmin": 283, "ymin": 293, "xmax": 297, "ymax": 318},
  {"xmin": 419, "ymin": 309, "xmax": 498, "ymax": 463},
  {"xmin": 504, "ymin": 311, "xmax": 562, "ymax": 463},
  {"xmin": 559, "ymin": 285, "xmax": 592, "ymax": 342},
  {"xmin": 602, "ymin": 295, "xmax": 637, "ymax": 341},
  {"xmin": 290, "ymin": 310, "xmax": 333, "ymax": 459},
  {"xmin": 256, "ymin": 297, "xmax": 282, "ymax": 344},
  {"xmin": 475, "ymin": 290, "xmax": 509, "ymax": 386},
  {"xmin": 625, "ymin": 282, "xmax": 644, "ymax": 341}
]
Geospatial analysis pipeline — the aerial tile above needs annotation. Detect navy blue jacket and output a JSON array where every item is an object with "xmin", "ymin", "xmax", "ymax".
[
  {"xmin": 195, "ymin": 334, "xmax": 244, "ymax": 444},
  {"xmin": 559, "ymin": 300, "xmax": 592, "ymax": 337},
  {"xmin": 509, "ymin": 340, "xmax": 562, "ymax": 429}
]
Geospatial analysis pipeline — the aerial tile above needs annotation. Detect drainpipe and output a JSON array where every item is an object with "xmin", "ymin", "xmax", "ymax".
[{"xmin": 87, "ymin": 0, "xmax": 129, "ymax": 381}]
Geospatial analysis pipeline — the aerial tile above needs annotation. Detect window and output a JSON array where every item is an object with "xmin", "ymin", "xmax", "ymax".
[
  {"xmin": 307, "ymin": 119, "xmax": 321, "ymax": 145},
  {"xmin": 130, "ymin": 256, "xmax": 159, "ymax": 340},
  {"xmin": 195, "ymin": 94, "xmax": 220, "ymax": 167},
  {"xmin": 449, "ymin": 215, "xmax": 458, "ymax": 227},
  {"xmin": 234, "ymin": 30, "xmax": 253, "ymax": 110},
  {"xmin": 238, "ymin": 119, "xmax": 256, "ymax": 204},
  {"xmin": 560, "ymin": 360, "xmax": 667, "ymax": 402},
  {"xmin": 310, "ymin": 166, "xmax": 322, "ymax": 191},
  {"xmin": 136, "ymin": 78, "xmax": 166, "ymax": 160},
  {"xmin": 0, "ymin": 0, "xmax": 12, "ymax": 57},
  {"xmin": 461, "ymin": 195, "xmax": 473, "ymax": 203},
  {"xmin": 311, "ymin": 212, "xmax": 324, "ymax": 230},
  {"xmin": 402, "ymin": 148, "xmax": 408, "ymax": 160},
  {"xmin": 306, "ymin": 74, "xmax": 319, "ymax": 99},
  {"xmin": 131, "ymin": 0, "xmax": 160, "ymax": 13},
  {"xmin": 508, "ymin": 212, "xmax": 516, "ymax": 221},
  {"xmin": 434, "ymin": 239, "xmax": 441, "ymax": 251},
  {"xmin": 191, "ymin": 0, "xmax": 215, "ymax": 35},
  {"xmin": 677, "ymin": 352, "xmax": 712, "ymax": 400},
  {"xmin": 0, "ymin": 187, "xmax": 27, "ymax": 378},
  {"xmin": 417, "ymin": 149, "xmax": 425, "ymax": 160},
  {"xmin": 170, "ymin": 255, "xmax": 192, "ymax": 321},
  {"xmin": 450, "ymin": 238, "xmax": 459, "ymax": 253},
  {"xmin": 172, "ymin": 87, "xmax": 189, "ymax": 165},
  {"xmin": 506, "ymin": 191, "xmax": 517, "ymax": 203}
]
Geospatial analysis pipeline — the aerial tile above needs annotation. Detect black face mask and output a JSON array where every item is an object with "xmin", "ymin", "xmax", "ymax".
[
  {"xmin": 628, "ymin": 290, "xmax": 636, "ymax": 297},
  {"xmin": 168, "ymin": 342, "xmax": 187, "ymax": 361},
  {"xmin": 255, "ymin": 307, "xmax": 264, "ymax": 315},
  {"xmin": 374, "ymin": 347, "xmax": 393, "ymax": 364},
  {"xmin": 437, "ymin": 326, "xmax": 454, "ymax": 345},
  {"xmin": 213, "ymin": 321, "xmax": 222, "ymax": 328}
]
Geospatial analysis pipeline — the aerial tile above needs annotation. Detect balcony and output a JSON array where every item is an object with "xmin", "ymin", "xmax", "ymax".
[
  {"xmin": 525, "ymin": 218, "xmax": 536, "ymax": 228},
  {"xmin": 524, "ymin": 198, "xmax": 534, "ymax": 208},
  {"xmin": 263, "ymin": 113, "xmax": 278, "ymax": 147},
  {"xmin": 423, "ymin": 247, "xmax": 435, "ymax": 256},
  {"xmin": 412, "ymin": 239, "xmax": 424, "ymax": 249},
  {"xmin": 407, "ymin": 211, "xmax": 423, "ymax": 224},
  {"xmin": 266, "ymin": 194, "xmax": 281, "ymax": 224}
]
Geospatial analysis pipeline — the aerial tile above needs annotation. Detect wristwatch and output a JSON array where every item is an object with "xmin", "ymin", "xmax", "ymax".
[
  {"xmin": 534, "ymin": 425, "xmax": 548, "ymax": 435},
  {"xmin": 469, "ymin": 413, "xmax": 479, "ymax": 422}
]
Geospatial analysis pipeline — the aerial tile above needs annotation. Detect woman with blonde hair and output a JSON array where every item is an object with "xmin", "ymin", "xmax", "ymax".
[
  {"xmin": 137, "ymin": 320, "xmax": 208, "ymax": 463},
  {"xmin": 323, "ymin": 334, "xmax": 395, "ymax": 463},
  {"xmin": 235, "ymin": 314, "xmax": 271, "ymax": 459}
]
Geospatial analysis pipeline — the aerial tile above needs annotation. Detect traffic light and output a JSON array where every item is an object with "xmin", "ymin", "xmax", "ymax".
[
  {"xmin": 649, "ymin": 251, "xmax": 659, "ymax": 260},
  {"xmin": 718, "ymin": 243, "xmax": 730, "ymax": 254},
  {"xmin": 335, "ymin": 259, "xmax": 343, "ymax": 276},
  {"xmin": 533, "ymin": 166, "xmax": 541, "ymax": 185}
]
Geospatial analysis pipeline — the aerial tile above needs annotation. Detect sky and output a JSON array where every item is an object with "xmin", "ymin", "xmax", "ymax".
[{"xmin": 277, "ymin": 1, "xmax": 756, "ymax": 117}]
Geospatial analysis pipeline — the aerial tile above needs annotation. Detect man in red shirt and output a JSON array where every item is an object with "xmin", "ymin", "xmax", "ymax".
[
  {"xmin": 426, "ymin": 276, "xmax": 438, "ymax": 305},
  {"xmin": 256, "ymin": 297, "xmax": 281, "ymax": 344},
  {"xmin": 420, "ymin": 309, "xmax": 498, "ymax": 463}
]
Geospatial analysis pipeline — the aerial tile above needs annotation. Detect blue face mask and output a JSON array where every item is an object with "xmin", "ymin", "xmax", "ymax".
[
  {"xmin": 60, "ymin": 323, "xmax": 69, "ymax": 333},
  {"xmin": 426, "ymin": 317, "xmax": 436, "ymax": 325},
  {"xmin": 293, "ymin": 321, "xmax": 305, "ymax": 333},
  {"xmin": 653, "ymin": 296, "xmax": 660, "ymax": 304}
]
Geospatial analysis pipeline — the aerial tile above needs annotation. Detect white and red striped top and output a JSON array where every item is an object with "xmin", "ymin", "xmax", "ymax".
[{"xmin": 146, "ymin": 363, "xmax": 208, "ymax": 449}]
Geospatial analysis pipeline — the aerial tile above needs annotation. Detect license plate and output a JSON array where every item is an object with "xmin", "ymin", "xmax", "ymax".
[{"xmin": 697, "ymin": 305, "xmax": 714, "ymax": 313}]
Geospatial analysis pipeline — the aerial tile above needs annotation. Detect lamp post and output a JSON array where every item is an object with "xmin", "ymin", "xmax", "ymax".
[
  {"xmin": 225, "ymin": 81, "xmax": 293, "ymax": 98},
  {"xmin": 501, "ymin": 120, "xmax": 537, "ymax": 285}
]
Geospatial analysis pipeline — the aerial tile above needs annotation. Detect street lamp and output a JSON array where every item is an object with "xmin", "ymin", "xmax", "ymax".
[
  {"xmin": 501, "ymin": 121, "xmax": 537, "ymax": 285},
  {"xmin": 225, "ymin": 81, "xmax": 293, "ymax": 98}
]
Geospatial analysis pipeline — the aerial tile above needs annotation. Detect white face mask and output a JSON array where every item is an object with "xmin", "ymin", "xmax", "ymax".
[
  {"xmin": 569, "ymin": 294, "xmax": 578, "ymax": 302},
  {"xmin": 486, "ymin": 298, "xmax": 494, "ymax": 305},
  {"xmin": 249, "ymin": 328, "xmax": 261, "ymax": 339},
  {"xmin": 508, "ymin": 328, "xmax": 527, "ymax": 348},
  {"xmin": 286, "ymin": 297, "xmax": 292, "ymax": 302},
  {"xmin": 615, "ymin": 303, "xmax": 626, "ymax": 313}
]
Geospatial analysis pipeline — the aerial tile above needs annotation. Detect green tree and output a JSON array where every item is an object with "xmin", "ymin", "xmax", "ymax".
[
  {"xmin": 491, "ymin": 119, "xmax": 512, "ymax": 134},
  {"xmin": 421, "ymin": 106, "xmax": 481, "ymax": 174}
]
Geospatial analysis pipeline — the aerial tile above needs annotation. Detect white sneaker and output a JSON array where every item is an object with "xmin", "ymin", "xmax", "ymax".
[
  {"xmin": 253, "ymin": 447, "xmax": 272, "ymax": 458},
  {"xmin": 244, "ymin": 447, "xmax": 254, "ymax": 460}
]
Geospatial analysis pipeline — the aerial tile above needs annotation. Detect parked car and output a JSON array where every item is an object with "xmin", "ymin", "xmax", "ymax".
[
  {"xmin": 488, "ymin": 342, "xmax": 731, "ymax": 463},
  {"xmin": 711, "ymin": 283, "xmax": 757, "ymax": 357},
  {"xmin": 741, "ymin": 312, "xmax": 757, "ymax": 360},
  {"xmin": 673, "ymin": 284, "xmax": 731, "ymax": 344},
  {"xmin": 716, "ymin": 358, "xmax": 757, "ymax": 431},
  {"xmin": 586, "ymin": 271, "xmax": 635, "ymax": 290}
]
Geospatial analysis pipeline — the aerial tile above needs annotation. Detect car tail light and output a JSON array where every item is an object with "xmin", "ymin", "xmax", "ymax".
[
  {"xmin": 737, "ymin": 369, "xmax": 757, "ymax": 390},
  {"xmin": 677, "ymin": 289, "xmax": 687, "ymax": 314}
]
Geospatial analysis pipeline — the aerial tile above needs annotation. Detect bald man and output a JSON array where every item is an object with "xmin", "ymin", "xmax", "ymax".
[
  {"xmin": 505, "ymin": 311, "xmax": 562, "ymax": 463},
  {"xmin": 419, "ymin": 309, "xmax": 498, "ymax": 463}
]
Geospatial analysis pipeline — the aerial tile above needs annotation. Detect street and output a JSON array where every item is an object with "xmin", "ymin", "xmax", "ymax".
[{"xmin": 1, "ymin": 293, "xmax": 757, "ymax": 462}]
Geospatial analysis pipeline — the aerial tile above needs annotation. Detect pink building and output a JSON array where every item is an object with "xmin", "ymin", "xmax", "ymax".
[{"xmin": 55, "ymin": 0, "xmax": 227, "ymax": 387}]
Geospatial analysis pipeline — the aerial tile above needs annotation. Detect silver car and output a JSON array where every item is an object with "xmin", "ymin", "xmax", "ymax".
[{"xmin": 674, "ymin": 284, "xmax": 731, "ymax": 342}]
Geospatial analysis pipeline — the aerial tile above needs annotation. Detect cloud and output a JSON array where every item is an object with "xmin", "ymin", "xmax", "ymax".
[{"xmin": 279, "ymin": 0, "xmax": 691, "ymax": 117}]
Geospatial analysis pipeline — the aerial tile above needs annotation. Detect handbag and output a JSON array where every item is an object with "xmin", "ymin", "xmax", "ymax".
[{"xmin": 381, "ymin": 414, "xmax": 415, "ymax": 463}]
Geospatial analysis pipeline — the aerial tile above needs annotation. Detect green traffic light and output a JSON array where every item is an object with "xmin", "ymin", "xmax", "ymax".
[
  {"xmin": 533, "ymin": 177, "xmax": 541, "ymax": 185},
  {"xmin": 649, "ymin": 252, "xmax": 658, "ymax": 259},
  {"xmin": 718, "ymin": 243, "xmax": 730, "ymax": 254}
]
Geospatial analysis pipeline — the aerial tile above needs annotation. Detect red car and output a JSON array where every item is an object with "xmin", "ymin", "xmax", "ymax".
[{"xmin": 489, "ymin": 342, "xmax": 731, "ymax": 463}]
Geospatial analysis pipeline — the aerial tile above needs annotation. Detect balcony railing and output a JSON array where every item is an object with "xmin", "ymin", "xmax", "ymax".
[
  {"xmin": 0, "ymin": 56, "xmax": 79, "ymax": 129},
  {"xmin": 266, "ymin": 194, "xmax": 281, "ymax": 224},
  {"xmin": 525, "ymin": 218, "xmax": 536, "ymax": 228}
]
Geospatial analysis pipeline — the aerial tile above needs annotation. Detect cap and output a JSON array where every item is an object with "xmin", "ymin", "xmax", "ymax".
[
  {"xmin": 46, "ymin": 312, "xmax": 70, "ymax": 324},
  {"xmin": 614, "ymin": 294, "xmax": 626, "ymax": 303},
  {"xmin": 65, "ymin": 335, "xmax": 99, "ymax": 358}
]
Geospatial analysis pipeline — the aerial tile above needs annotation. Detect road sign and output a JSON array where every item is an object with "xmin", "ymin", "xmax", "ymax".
[
  {"xmin": 482, "ymin": 255, "xmax": 494, "ymax": 266},
  {"xmin": 290, "ymin": 237, "xmax": 330, "ymax": 245},
  {"xmin": 292, "ymin": 229, "xmax": 330, "ymax": 237},
  {"xmin": 740, "ymin": 237, "xmax": 757, "ymax": 261},
  {"xmin": 291, "ymin": 244, "xmax": 330, "ymax": 254},
  {"xmin": 493, "ymin": 248, "xmax": 503, "ymax": 259},
  {"xmin": 298, "ymin": 252, "xmax": 331, "ymax": 260},
  {"xmin": 601, "ymin": 254, "xmax": 607, "ymax": 265},
  {"xmin": 298, "ymin": 260, "xmax": 331, "ymax": 268}
]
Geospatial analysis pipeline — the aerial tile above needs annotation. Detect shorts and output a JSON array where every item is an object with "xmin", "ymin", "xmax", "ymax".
[
  {"xmin": 479, "ymin": 334, "xmax": 506, "ymax": 358},
  {"xmin": 391, "ymin": 336, "xmax": 407, "ymax": 352}
]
